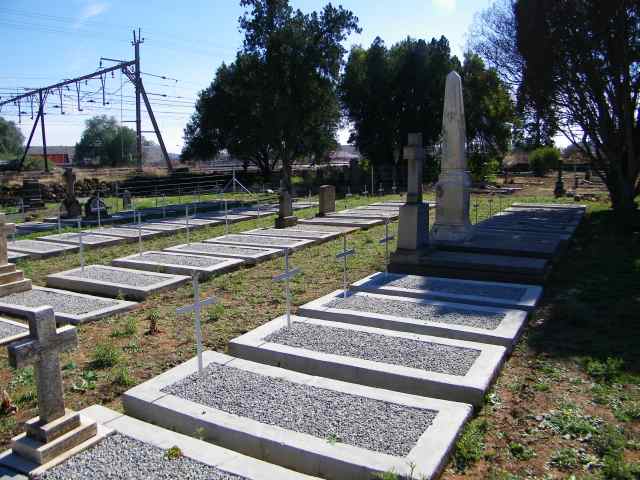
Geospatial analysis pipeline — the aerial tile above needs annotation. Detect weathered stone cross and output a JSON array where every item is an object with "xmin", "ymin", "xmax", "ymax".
[
  {"xmin": 8, "ymin": 307, "xmax": 77, "ymax": 424},
  {"xmin": 0, "ymin": 213, "xmax": 16, "ymax": 266}
]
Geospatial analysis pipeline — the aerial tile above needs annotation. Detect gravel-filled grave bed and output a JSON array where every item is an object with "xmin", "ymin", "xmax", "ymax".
[
  {"xmin": 0, "ymin": 319, "xmax": 27, "ymax": 340},
  {"xmin": 162, "ymin": 363, "xmax": 436, "ymax": 457},
  {"xmin": 265, "ymin": 322, "xmax": 480, "ymax": 376},
  {"xmin": 0, "ymin": 289, "xmax": 118, "ymax": 315},
  {"xmin": 8, "ymin": 239, "xmax": 74, "ymax": 252},
  {"xmin": 380, "ymin": 275, "xmax": 528, "ymax": 302},
  {"xmin": 171, "ymin": 243, "xmax": 274, "ymax": 256},
  {"xmin": 136, "ymin": 252, "xmax": 227, "ymax": 267},
  {"xmin": 38, "ymin": 433, "xmax": 247, "ymax": 480},
  {"xmin": 64, "ymin": 266, "xmax": 169, "ymax": 287},
  {"xmin": 42, "ymin": 233, "xmax": 120, "ymax": 244},
  {"xmin": 213, "ymin": 234, "xmax": 302, "ymax": 246},
  {"xmin": 324, "ymin": 294, "xmax": 505, "ymax": 330}
]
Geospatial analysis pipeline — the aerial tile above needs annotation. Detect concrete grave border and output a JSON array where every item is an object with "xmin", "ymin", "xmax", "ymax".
[
  {"xmin": 0, "ymin": 317, "xmax": 29, "ymax": 347},
  {"xmin": 7, "ymin": 251, "xmax": 30, "ymax": 263},
  {"xmin": 7, "ymin": 240, "xmax": 78, "ymax": 258},
  {"xmin": 37, "ymin": 233, "xmax": 124, "ymax": 249},
  {"xmin": 46, "ymin": 265, "xmax": 189, "ymax": 301},
  {"xmin": 298, "ymin": 290, "xmax": 528, "ymax": 349},
  {"xmin": 0, "ymin": 286, "xmax": 137, "ymax": 325},
  {"xmin": 351, "ymin": 272, "xmax": 543, "ymax": 311},
  {"xmin": 122, "ymin": 222, "xmax": 188, "ymax": 234},
  {"xmin": 123, "ymin": 351, "xmax": 471, "ymax": 480},
  {"xmin": 164, "ymin": 242, "xmax": 283, "ymax": 263},
  {"xmin": 229, "ymin": 315, "xmax": 506, "ymax": 406},
  {"xmin": 112, "ymin": 251, "xmax": 245, "ymax": 279},
  {"xmin": 242, "ymin": 227, "xmax": 342, "ymax": 242},
  {"xmin": 83, "ymin": 227, "xmax": 161, "ymax": 243},
  {"xmin": 205, "ymin": 234, "xmax": 314, "ymax": 251},
  {"xmin": 298, "ymin": 217, "xmax": 383, "ymax": 229}
]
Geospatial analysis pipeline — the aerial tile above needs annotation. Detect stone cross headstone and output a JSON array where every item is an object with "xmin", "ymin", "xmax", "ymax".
[
  {"xmin": 0, "ymin": 214, "xmax": 31, "ymax": 296},
  {"xmin": 272, "ymin": 248, "xmax": 301, "ymax": 328},
  {"xmin": 318, "ymin": 185, "xmax": 336, "ymax": 217},
  {"xmin": 432, "ymin": 71, "xmax": 473, "ymax": 243},
  {"xmin": 61, "ymin": 167, "xmax": 81, "ymax": 219},
  {"xmin": 395, "ymin": 133, "xmax": 429, "ymax": 250},
  {"xmin": 336, "ymin": 234, "xmax": 355, "ymax": 298},
  {"xmin": 275, "ymin": 182, "xmax": 297, "ymax": 228},
  {"xmin": 176, "ymin": 273, "xmax": 216, "ymax": 379},
  {"xmin": 63, "ymin": 167, "xmax": 76, "ymax": 199}
]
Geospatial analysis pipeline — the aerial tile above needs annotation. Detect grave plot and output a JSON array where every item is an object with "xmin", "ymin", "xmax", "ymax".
[
  {"xmin": 0, "ymin": 317, "xmax": 28, "ymax": 346},
  {"xmin": 37, "ymin": 405, "xmax": 315, "ymax": 480},
  {"xmin": 199, "ymin": 213, "xmax": 252, "ymax": 223},
  {"xmin": 123, "ymin": 222, "xmax": 187, "ymax": 234},
  {"xmin": 0, "ymin": 286, "xmax": 137, "ymax": 324},
  {"xmin": 7, "ymin": 251, "xmax": 29, "ymax": 263},
  {"xmin": 242, "ymin": 227, "xmax": 342, "ymax": 242},
  {"xmin": 38, "ymin": 232, "xmax": 123, "ymax": 249},
  {"xmin": 473, "ymin": 225, "xmax": 571, "ymax": 242},
  {"xmin": 231, "ymin": 209, "xmax": 277, "ymax": 219},
  {"xmin": 230, "ymin": 315, "xmax": 506, "ymax": 406},
  {"xmin": 160, "ymin": 217, "xmax": 223, "ymax": 228},
  {"xmin": 123, "ymin": 351, "xmax": 471, "ymax": 480},
  {"xmin": 436, "ymin": 230, "xmax": 564, "ymax": 259},
  {"xmin": 165, "ymin": 242, "xmax": 283, "ymax": 263},
  {"xmin": 327, "ymin": 210, "xmax": 399, "ymax": 220},
  {"xmin": 83, "ymin": 226, "xmax": 161, "ymax": 242},
  {"xmin": 205, "ymin": 234, "xmax": 314, "ymax": 251},
  {"xmin": 292, "ymin": 201, "xmax": 318, "ymax": 209},
  {"xmin": 299, "ymin": 290, "xmax": 528, "ymax": 349},
  {"xmin": 112, "ymin": 251, "xmax": 245, "ymax": 279},
  {"xmin": 7, "ymin": 239, "xmax": 78, "ymax": 258},
  {"xmin": 351, "ymin": 272, "xmax": 542, "ymax": 311},
  {"xmin": 15, "ymin": 222, "xmax": 58, "ymax": 235},
  {"xmin": 46, "ymin": 265, "xmax": 189, "ymax": 301},
  {"xmin": 291, "ymin": 224, "xmax": 360, "ymax": 234},
  {"xmin": 298, "ymin": 217, "xmax": 383, "ymax": 229},
  {"xmin": 510, "ymin": 202, "xmax": 586, "ymax": 211}
]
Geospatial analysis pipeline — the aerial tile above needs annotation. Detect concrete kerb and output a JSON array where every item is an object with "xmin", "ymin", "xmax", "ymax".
[
  {"xmin": 350, "ymin": 272, "xmax": 543, "ymax": 311},
  {"xmin": 0, "ymin": 317, "xmax": 29, "ymax": 347},
  {"xmin": 122, "ymin": 351, "xmax": 472, "ymax": 480},
  {"xmin": 298, "ymin": 290, "xmax": 528, "ymax": 350},
  {"xmin": 46, "ymin": 265, "xmax": 190, "ymax": 301},
  {"xmin": 164, "ymin": 243, "xmax": 284, "ymax": 263},
  {"xmin": 204, "ymin": 235, "xmax": 315, "ymax": 252},
  {"xmin": 77, "ymin": 405, "xmax": 319, "ymax": 480},
  {"xmin": 229, "ymin": 315, "xmax": 506, "ymax": 406},
  {"xmin": 112, "ymin": 251, "xmax": 245, "ymax": 279},
  {"xmin": 0, "ymin": 286, "xmax": 137, "ymax": 325}
]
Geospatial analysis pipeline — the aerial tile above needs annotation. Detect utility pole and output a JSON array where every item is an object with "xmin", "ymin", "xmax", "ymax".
[
  {"xmin": 133, "ymin": 29, "xmax": 144, "ymax": 173},
  {"xmin": 39, "ymin": 90, "xmax": 49, "ymax": 173}
]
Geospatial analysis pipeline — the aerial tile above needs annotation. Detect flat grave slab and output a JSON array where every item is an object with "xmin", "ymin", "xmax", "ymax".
[
  {"xmin": 510, "ymin": 202, "xmax": 586, "ymax": 211},
  {"xmin": 351, "ymin": 272, "xmax": 542, "ymax": 311},
  {"xmin": 7, "ymin": 251, "xmax": 30, "ymax": 263},
  {"xmin": 36, "ymin": 405, "xmax": 317, "ymax": 480},
  {"xmin": 46, "ymin": 265, "xmax": 189, "ymax": 301},
  {"xmin": 326, "ymin": 210, "xmax": 398, "ymax": 220},
  {"xmin": 479, "ymin": 219, "xmax": 576, "ymax": 235},
  {"xmin": 37, "ymin": 232, "xmax": 123, "ymax": 249},
  {"xmin": 230, "ymin": 315, "xmax": 506, "ymax": 406},
  {"xmin": 7, "ymin": 239, "xmax": 78, "ymax": 258},
  {"xmin": 123, "ymin": 222, "xmax": 187, "ymax": 233},
  {"xmin": 112, "ymin": 251, "xmax": 245, "ymax": 279},
  {"xmin": 0, "ymin": 317, "xmax": 28, "ymax": 346},
  {"xmin": 164, "ymin": 242, "xmax": 283, "ymax": 263},
  {"xmin": 292, "ymin": 201, "xmax": 318, "ymax": 209},
  {"xmin": 14, "ymin": 222, "xmax": 58, "ymax": 235},
  {"xmin": 205, "ymin": 234, "xmax": 314, "ymax": 251},
  {"xmin": 83, "ymin": 226, "xmax": 161, "ymax": 242},
  {"xmin": 0, "ymin": 286, "xmax": 137, "ymax": 324},
  {"xmin": 298, "ymin": 290, "xmax": 528, "ymax": 349},
  {"xmin": 231, "ymin": 209, "xmax": 277, "ymax": 219},
  {"xmin": 159, "ymin": 217, "xmax": 223, "ymax": 228},
  {"xmin": 298, "ymin": 217, "xmax": 383, "ymax": 229},
  {"xmin": 474, "ymin": 225, "xmax": 571, "ymax": 242},
  {"xmin": 199, "ymin": 213, "xmax": 252, "ymax": 224},
  {"xmin": 291, "ymin": 224, "xmax": 360, "ymax": 234},
  {"xmin": 123, "ymin": 351, "xmax": 471, "ymax": 480},
  {"xmin": 436, "ymin": 231, "xmax": 564, "ymax": 259},
  {"xmin": 242, "ymin": 228, "xmax": 342, "ymax": 242}
]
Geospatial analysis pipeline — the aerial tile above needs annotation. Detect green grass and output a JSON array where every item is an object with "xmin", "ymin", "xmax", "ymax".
[
  {"xmin": 453, "ymin": 418, "xmax": 489, "ymax": 472},
  {"xmin": 90, "ymin": 343, "xmax": 122, "ymax": 369}
]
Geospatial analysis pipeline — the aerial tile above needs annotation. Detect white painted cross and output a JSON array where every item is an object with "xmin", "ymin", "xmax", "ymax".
[
  {"xmin": 77, "ymin": 219, "xmax": 85, "ymax": 272},
  {"xmin": 379, "ymin": 219, "xmax": 395, "ymax": 275},
  {"xmin": 335, "ymin": 234, "xmax": 355, "ymax": 298},
  {"xmin": 176, "ymin": 272, "xmax": 216, "ymax": 379},
  {"xmin": 224, "ymin": 199, "xmax": 230, "ymax": 234},
  {"xmin": 272, "ymin": 248, "xmax": 301, "ymax": 328},
  {"xmin": 97, "ymin": 190, "xmax": 102, "ymax": 228},
  {"xmin": 185, "ymin": 205, "xmax": 191, "ymax": 245},
  {"xmin": 137, "ymin": 212, "xmax": 143, "ymax": 257}
]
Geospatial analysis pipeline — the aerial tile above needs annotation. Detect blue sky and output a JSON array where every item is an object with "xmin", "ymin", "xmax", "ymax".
[{"xmin": 0, "ymin": 0, "xmax": 492, "ymax": 152}]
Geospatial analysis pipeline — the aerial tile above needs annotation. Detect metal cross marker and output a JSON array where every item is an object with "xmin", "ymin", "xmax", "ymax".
[
  {"xmin": 272, "ymin": 248, "xmax": 301, "ymax": 328},
  {"xmin": 162, "ymin": 193, "xmax": 167, "ymax": 218},
  {"xmin": 137, "ymin": 212, "xmax": 143, "ymax": 256},
  {"xmin": 97, "ymin": 190, "xmax": 102, "ymax": 228},
  {"xmin": 224, "ymin": 199, "xmax": 229, "ymax": 234},
  {"xmin": 77, "ymin": 219, "xmax": 84, "ymax": 272},
  {"xmin": 176, "ymin": 273, "xmax": 216, "ymax": 379},
  {"xmin": 336, "ymin": 234, "xmax": 355, "ymax": 298},
  {"xmin": 474, "ymin": 199, "xmax": 480, "ymax": 223},
  {"xmin": 57, "ymin": 204, "xmax": 62, "ymax": 234},
  {"xmin": 185, "ymin": 205, "xmax": 190, "ymax": 245},
  {"xmin": 379, "ymin": 219, "xmax": 395, "ymax": 275}
]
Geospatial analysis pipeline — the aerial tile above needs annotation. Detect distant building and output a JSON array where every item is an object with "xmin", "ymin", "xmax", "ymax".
[{"xmin": 26, "ymin": 146, "xmax": 75, "ymax": 166}]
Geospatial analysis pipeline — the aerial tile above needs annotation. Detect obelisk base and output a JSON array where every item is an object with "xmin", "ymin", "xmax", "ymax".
[
  {"xmin": 396, "ymin": 203, "xmax": 429, "ymax": 250},
  {"xmin": 432, "ymin": 170, "xmax": 473, "ymax": 243}
]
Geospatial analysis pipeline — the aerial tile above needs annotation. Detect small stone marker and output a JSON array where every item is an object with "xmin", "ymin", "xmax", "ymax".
[
  {"xmin": 379, "ymin": 219, "xmax": 395, "ymax": 274},
  {"xmin": 176, "ymin": 273, "xmax": 216, "ymax": 379},
  {"xmin": 335, "ymin": 234, "xmax": 355, "ymax": 298},
  {"xmin": 275, "ymin": 183, "xmax": 298, "ymax": 228},
  {"xmin": 272, "ymin": 248, "xmax": 301, "ymax": 328},
  {"xmin": 318, "ymin": 185, "xmax": 336, "ymax": 217},
  {"xmin": 4, "ymin": 306, "xmax": 98, "ymax": 469},
  {"xmin": 0, "ymin": 213, "xmax": 32, "ymax": 297}
]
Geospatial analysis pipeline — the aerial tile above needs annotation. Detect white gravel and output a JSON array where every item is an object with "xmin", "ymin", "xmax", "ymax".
[
  {"xmin": 0, "ymin": 289, "xmax": 118, "ymax": 315},
  {"xmin": 246, "ymin": 229, "xmax": 329, "ymax": 238},
  {"xmin": 214, "ymin": 234, "xmax": 301, "ymax": 246},
  {"xmin": 0, "ymin": 319, "xmax": 27, "ymax": 340},
  {"xmin": 163, "ymin": 363, "xmax": 436, "ymax": 457},
  {"xmin": 43, "ymin": 233, "xmax": 119, "ymax": 244},
  {"xmin": 37, "ymin": 433, "xmax": 247, "ymax": 480},
  {"xmin": 173, "ymin": 243, "xmax": 271, "ymax": 256},
  {"xmin": 381, "ymin": 275, "xmax": 527, "ymax": 301},
  {"xmin": 324, "ymin": 294, "xmax": 504, "ymax": 330},
  {"xmin": 8, "ymin": 240, "xmax": 71, "ymax": 252},
  {"xmin": 265, "ymin": 322, "xmax": 480, "ymax": 376},
  {"xmin": 66, "ymin": 266, "xmax": 168, "ymax": 287},
  {"xmin": 138, "ymin": 253, "xmax": 226, "ymax": 267}
]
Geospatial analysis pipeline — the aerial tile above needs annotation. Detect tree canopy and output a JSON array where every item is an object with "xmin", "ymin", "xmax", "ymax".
[
  {"xmin": 183, "ymin": 0, "xmax": 360, "ymax": 187},
  {"xmin": 74, "ymin": 115, "xmax": 137, "ymax": 167},
  {"xmin": 515, "ymin": 0, "xmax": 640, "ymax": 213},
  {"xmin": 0, "ymin": 116, "xmax": 24, "ymax": 160}
]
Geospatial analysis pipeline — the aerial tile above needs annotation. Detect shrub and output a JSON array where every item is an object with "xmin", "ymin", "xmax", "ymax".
[
  {"xmin": 529, "ymin": 146, "xmax": 561, "ymax": 176},
  {"xmin": 91, "ymin": 343, "xmax": 121, "ymax": 369}
]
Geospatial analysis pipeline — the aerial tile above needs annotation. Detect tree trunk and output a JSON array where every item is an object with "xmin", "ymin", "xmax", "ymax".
[{"xmin": 608, "ymin": 169, "xmax": 638, "ymax": 215}]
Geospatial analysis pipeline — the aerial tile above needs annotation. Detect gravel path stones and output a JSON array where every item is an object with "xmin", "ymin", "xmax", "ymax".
[
  {"xmin": 265, "ymin": 322, "xmax": 480, "ymax": 375},
  {"xmin": 39, "ymin": 433, "xmax": 247, "ymax": 480},
  {"xmin": 324, "ymin": 294, "xmax": 504, "ymax": 330},
  {"xmin": 162, "ymin": 362, "xmax": 436, "ymax": 457}
]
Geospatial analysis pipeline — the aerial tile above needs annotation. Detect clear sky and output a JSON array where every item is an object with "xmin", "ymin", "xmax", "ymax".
[{"xmin": 0, "ymin": 0, "xmax": 493, "ymax": 153}]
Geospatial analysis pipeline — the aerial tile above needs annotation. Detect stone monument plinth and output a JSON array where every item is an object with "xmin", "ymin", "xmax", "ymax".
[
  {"xmin": 318, "ymin": 185, "xmax": 336, "ymax": 217},
  {"xmin": 0, "ymin": 214, "xmax": 32, "ymax": 297}
]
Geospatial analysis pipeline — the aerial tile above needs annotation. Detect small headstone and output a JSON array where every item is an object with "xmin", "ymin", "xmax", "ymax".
[
  {"xmin": 274, "ymin": 185, "xmax": 298, "ymax": 229},
  {"xmin": 554, "ymin": 162, "xmax": 566, "ymax": 198},
  {"xmin": 122, "ymin": 190, "xmax": 132, "ymax": 210},
  {"xmin": 84, "ymin": 192, "xmax": 109, "ymax": 219},
  {"xmin": 318, "ymin": 185, "xmax": 336, "ymax": 217},
  {"xmin": 0, "ymin": 214, "xmax": 32, "ymax": 297}
]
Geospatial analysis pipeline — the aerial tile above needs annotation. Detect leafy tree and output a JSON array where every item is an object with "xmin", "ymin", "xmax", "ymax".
[
  {"xmin": 75, "ymin": 115, "xmax": 136, "ymax": 167},
  {"xmin": 528, "ymin": 146, "xmax": 560, "ymax": 177},
  {"xmin": 515, "ymin": 0, "xmax": 640, "ymax": 213},
  {"xmin": 183, "ymin": 0, "xmax": 359, "ymax": 189},
  {"xmin": 0, "ymin": 116, "xmax": 24, "ymax": 160}
]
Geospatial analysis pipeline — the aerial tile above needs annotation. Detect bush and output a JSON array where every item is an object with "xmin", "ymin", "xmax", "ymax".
[
  {"xmin": 528, "ymin": 146, "xmax": 560, "ymax": 176},
  {"xmin": 91, "ymin": 343, "xmax": 121, "ymax": 369}
]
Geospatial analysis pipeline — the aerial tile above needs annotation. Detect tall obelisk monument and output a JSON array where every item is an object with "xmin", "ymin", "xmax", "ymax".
[{"xmin": 431, "ymin": 71, "xmax": 473, "ymax": 243}]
